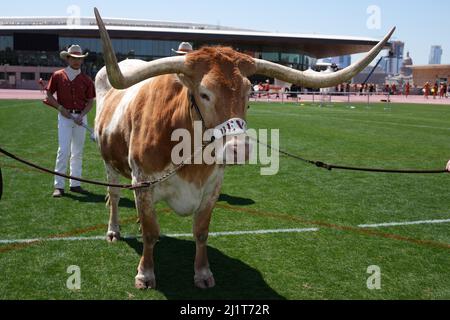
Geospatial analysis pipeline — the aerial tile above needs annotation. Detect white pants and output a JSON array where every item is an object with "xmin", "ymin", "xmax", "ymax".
[{"xmin": 54, "ymin": 113, "xmax": 87, "ymax": 189}]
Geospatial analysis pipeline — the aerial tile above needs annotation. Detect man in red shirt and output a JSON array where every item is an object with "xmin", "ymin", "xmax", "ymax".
[
  {"xmin": 439, "ymin": 83, "xmax": 445, "ymax": 98},
  {"xmin": 423, "ymin": 82, "xmax": 430, "ymax": 99},
  {"xmin": 404, "ymin": 82, "xmax": 410, "ymax": 98},
  {"xmin": 45, "ymin": 45, "xmax": 96, "ymax": 198},
  {"xmin": 391, "ymin": 83, "xmax": 397, "ymax": 95}
]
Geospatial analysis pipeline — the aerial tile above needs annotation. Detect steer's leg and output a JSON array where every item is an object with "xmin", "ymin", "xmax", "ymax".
[
  {"xmin": 134, "ymin": 186, "xmax": 159, "ymax": 290},
  {"xmin": 105, "ymin": 164, "xmax": 121, "ymax": 242},
  {"xmin": 193, "ymin": 181, "xmax": 222, "ymax": 289}
]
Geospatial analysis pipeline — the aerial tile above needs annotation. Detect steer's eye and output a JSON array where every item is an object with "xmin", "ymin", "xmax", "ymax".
[{"xmin": 200, "ymin": 93, "xmax": 210, "ymax": 101}]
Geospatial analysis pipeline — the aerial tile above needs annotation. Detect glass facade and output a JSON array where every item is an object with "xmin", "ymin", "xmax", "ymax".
[
  {"xmin": 0, "ymin": 33, "xmax": 314, "ymax": 82},
  {"xmin": 0, "ymin": 36, "xmax": 15, "ymax": 66},
  {"xmin": 261, "ymin": 52, "xmax": 280, "ymax": 62},
  {"xmin": 281, "ymin": 53, "xmax": 300, "ymax": 64},
  {"xmin": 0, "ymin": 36, "xmax": 13, "ymax": 50},
  {"xmin": 58, "ymin": 37, "xmax": 183, "ymax": 77},
  {"xmin": 256, "ymin": 52, "xmax": 311, "ymax": 71},
  {"xmin": 60, "ymin": 37, "xmax": 181, "ymax": 59},
  {"xmin": 20, "ymin": 72, "xmax": 35, "ymax": 80},
  {"xmin": 0, "ymin": 34, "xmax": 185, "ymax": 78}
]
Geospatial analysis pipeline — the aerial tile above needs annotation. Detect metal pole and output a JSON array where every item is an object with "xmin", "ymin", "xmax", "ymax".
[{"xmin": 362, "ymin": 56, "xmax": 384, "ymax": 86}]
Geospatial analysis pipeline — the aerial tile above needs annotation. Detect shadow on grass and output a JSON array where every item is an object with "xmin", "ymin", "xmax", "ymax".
[
  {"xmin": 218, "ymin": 194, "xmax": 255, "ymax": 206},
  {"xmin": 64, "ymin": 191, "xmax": 135, "ymax": 209},
  {"xmin": 64, "ymin": 192, "xmax": 253, "ymax": 210},
  {"xmin": 124, "ymin": 237, "xmax": 284, "ymax": 300}
]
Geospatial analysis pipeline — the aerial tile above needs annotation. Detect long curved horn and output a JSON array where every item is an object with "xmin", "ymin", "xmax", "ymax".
[
  {"xmin": 94, "ymin": 8, "xmax": 188, "ymax": 90},
  {"xmin": 253, "ymin": 27, "xmax": 396, "ymax": 89}
]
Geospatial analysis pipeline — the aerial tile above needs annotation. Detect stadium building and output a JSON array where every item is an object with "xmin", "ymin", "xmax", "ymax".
[
  {"xmin": 0, "ymin": 17, "xmax": 389, "ymax": 89},
  {"xmin": 410, "ymin": 65, "xmax": 450, "ymax": 86}
]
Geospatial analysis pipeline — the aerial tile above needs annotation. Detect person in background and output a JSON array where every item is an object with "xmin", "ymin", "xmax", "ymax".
[
  {"xmin": 385, "ymin": 84, "xmax": 390, "ymax": 95},
  {"xmin": 171, "ymin": 42, "xmax": 193, "ymax": 56},
  {"xmin": 45, "ymin": 45, "xmax": 96, "ymax": 198},
  {"xmin": 423, "ymin": 82, "xmax": 430, "ymax": 99},
  {"xmin": 391, "ymin": 83, "xmax": 397, "ymax": 95},
  {"xmin": 439, "ymin": 83, "xmax": 445, "ymax": 99},
  {"xmin": 38, "ymin": 78, "xmax": 46, "ymax": 93},
  {"xmin": 432, "ymin": 82, "xmax": 438, "ymax": 99},
  {"xmin": 404, "ymin": 82, "xmax": 410, "ymax": 98},
  {"xmin": 263, "ymin": 79, "xmax": 271, "ymax": 97}
]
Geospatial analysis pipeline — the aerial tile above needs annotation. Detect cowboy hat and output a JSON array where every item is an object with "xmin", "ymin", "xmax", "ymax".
[
  {"xmin": 171, "ymin": 42, "xmax": 193, "ymax": 55},
  {"xmin": 60, "ymin": 45, "xmax": 89, "ymax": 60}
]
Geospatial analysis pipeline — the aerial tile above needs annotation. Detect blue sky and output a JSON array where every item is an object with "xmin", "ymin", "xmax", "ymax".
[{"xmin": 3, "ymin": 0, "xmax": 449, "ymax": 65}]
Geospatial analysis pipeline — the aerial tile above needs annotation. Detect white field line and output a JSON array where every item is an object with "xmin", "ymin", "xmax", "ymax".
[
  {"xmin": 2, "ymin": 218, "xmax": 449, "ymax": 246},
  {"xmin": 0, "ymin": 228, "xmax": 319, "ymax": 245},
  {"xmin": 359, "ymin": 219, "xmax": 450, "ymax": 229}
]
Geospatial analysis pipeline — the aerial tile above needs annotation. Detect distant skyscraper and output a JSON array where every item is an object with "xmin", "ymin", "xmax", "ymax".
[
  {"xmin": 330, "ymin": 55, "xmax": 351, "ymax": 69},
  {"xmin": 383, "ymin": 41, "xmax": 404, "ymax": 75},
  {"xmin": 429, "ymin": 46, "xmax": 443, "ymax": 65}
]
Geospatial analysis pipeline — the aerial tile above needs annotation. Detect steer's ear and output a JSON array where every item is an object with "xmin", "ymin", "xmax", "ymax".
[
  {"xmin": 238, "ymin": 55, "xmax": 257, "ymax": 77},
  {"xmin": 176, "ymin": 73, "xmax": 196, "ymax": 92}
]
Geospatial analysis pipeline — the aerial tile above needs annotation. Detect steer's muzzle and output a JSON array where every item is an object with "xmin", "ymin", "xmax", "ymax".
[
  {"xmin": 210, "ymin": 118, "xmax": 252, "ymax": 165},
  {"xmin": 220, "ymin": 134, "xmax": 252, "ymax": 165}
]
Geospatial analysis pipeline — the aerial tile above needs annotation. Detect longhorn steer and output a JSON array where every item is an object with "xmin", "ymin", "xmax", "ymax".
[{"xmin": 93, "ymin": 8, "xmax": 395, "ymax": 289}]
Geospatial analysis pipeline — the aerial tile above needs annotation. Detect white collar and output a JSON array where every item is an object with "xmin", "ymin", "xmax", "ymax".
[{"xmin": 64, "ymin": 67, "xmax": 81, "ymax": 81}]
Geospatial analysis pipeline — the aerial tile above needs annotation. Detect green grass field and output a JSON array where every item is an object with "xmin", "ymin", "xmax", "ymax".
[{"xmin": 0, "ymin": 99, "xmax": 449, "ymax": 300}]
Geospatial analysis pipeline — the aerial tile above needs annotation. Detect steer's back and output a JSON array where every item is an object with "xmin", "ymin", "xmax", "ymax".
[
  {"xmin": 94, "ymin": 59, "xmax": 190, "ymax": 179},
  {"xmin": 95, "ymin": 59, "xmax": 150, "ymax": 122},
  {"xmin": 95, "ymin": 60, "xmax": 153, "ymax": 178}
]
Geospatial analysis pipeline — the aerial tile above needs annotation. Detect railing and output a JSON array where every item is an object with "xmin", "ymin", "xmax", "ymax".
[
  {"xmin": 250, "ymin": 91, "xmax": 395, "ymax": 104},
  {"xmin": 249, "ymin": 90, "xmax": 450, "ymax": 105}
]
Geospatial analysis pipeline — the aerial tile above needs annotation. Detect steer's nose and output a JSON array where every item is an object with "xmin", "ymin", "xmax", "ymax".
[{"xmin": 221, "ymin": 135, "xmax": 252, "ymax": 165}]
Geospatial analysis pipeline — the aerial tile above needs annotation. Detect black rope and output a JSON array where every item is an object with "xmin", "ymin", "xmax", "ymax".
[
  {"xmin": 315, "ymin": 163, "xmax": 448, "ymax": 174},
  {"xmin": 254, "ymin": 138, "xmax": 448, "ymax": 175},
  {"xmin": 256, "ymin": 139, "xmax": 316, "ymax": 165},
  {"xmin": 0, "ymin": 142, "xmax": 210, "ymax": 194},
  {"xmin": 0, "ymin": 94, "xmax": 213, "ymax": 197},
  {"xmin": 191, "ymin": 94, "xmax": 206, "ymax": 125},
  {"xmin": 0, "ymin": 146, "xmax": 137, "ymax": 190},
  {"xmin": 0, "ymin": 134, "xmax": 447, "ymax": 203}
]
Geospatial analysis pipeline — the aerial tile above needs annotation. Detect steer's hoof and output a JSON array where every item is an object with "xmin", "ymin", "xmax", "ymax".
[
  {"xmin": 135, "ymin": 275, "xmax": 156, "ymax": 290},
  {"xmin": 106, "ymin": 231, "xmax": 121, "ymax": 243},
  {"xmin": 194, "ymin": 270, "xmax": 215, "ymax": 289}
]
